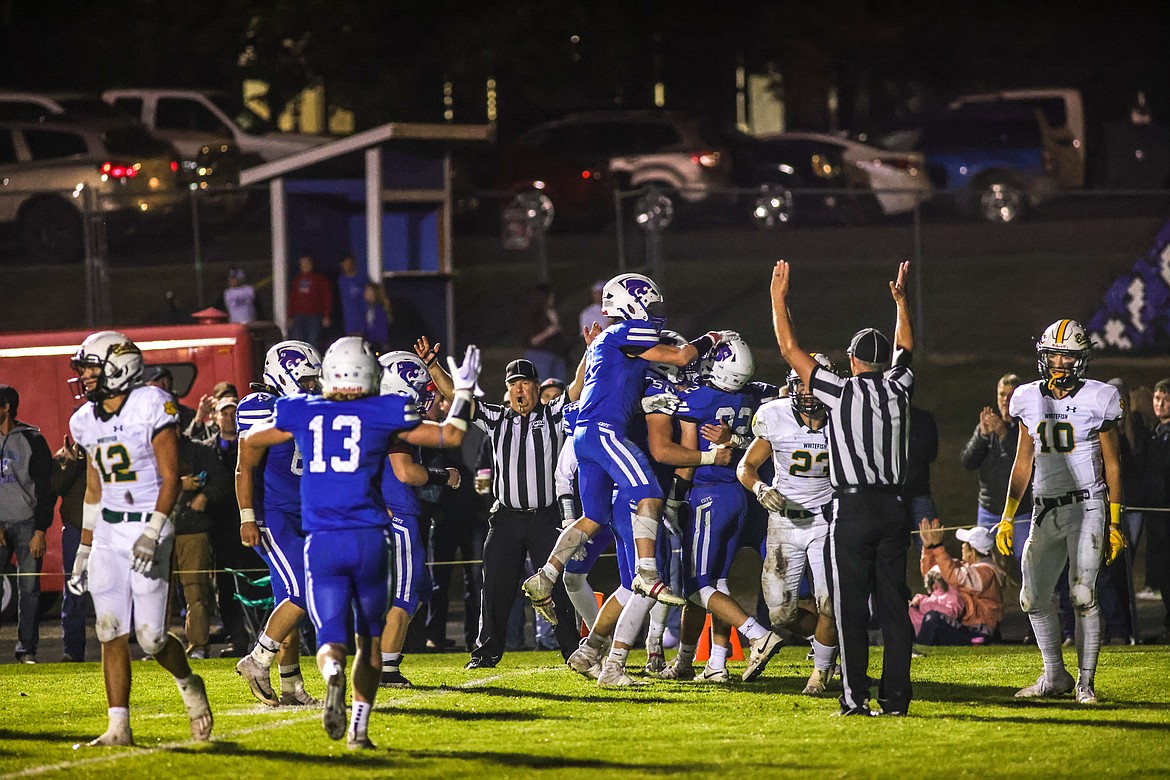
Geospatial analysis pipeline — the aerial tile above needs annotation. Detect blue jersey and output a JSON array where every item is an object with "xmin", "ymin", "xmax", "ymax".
[
  {"xmin": 632, "ymin": 376, "xmax": 680, "ymax": 490},
  {"xmin": 675, "ymin": 382, "xmax": 752, "ymax": 485},
  {"xmin": 576, "ymin": 319, "xmax": 662, "ymax": 432},
  {"xmin": 274, "ymin": 394, "xmax": 421, "ymax": 533},
  {"xmin": 237, "ymin": 392, "xmax": 303, "ymax": 514},
  {"xmin": 380, "ymin": 440, "xmax": 422, "ymax": 518},
  {"xmin": 562, "ymin": 400, "xmax": 580, "ymax": 435}
]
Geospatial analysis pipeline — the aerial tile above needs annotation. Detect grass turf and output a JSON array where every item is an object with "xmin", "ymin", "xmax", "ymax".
[{"xmin": 1, "ymin": 646, "xmax": 1168, "ymax": 778}]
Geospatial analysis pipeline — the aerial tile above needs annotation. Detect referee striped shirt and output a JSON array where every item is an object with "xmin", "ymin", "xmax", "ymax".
[
  {"xmin": 809, "ymin": 351, "xmax": 914, "ymax": 487},
  {"xmin": 472, "ymin": 394, "xmax": 566, "ymax": 511}
]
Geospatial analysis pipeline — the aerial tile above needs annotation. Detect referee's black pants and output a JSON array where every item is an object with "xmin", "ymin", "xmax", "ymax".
[
  {"xmin": 826, "ymin": 490, "xmax": 915, "ymax": 714},
  {"xmin": 470, "ymin": 505, "xmax": 579, "ymax": 663}
]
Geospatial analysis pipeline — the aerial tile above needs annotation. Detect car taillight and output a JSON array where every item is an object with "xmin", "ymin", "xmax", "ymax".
[
  {"xmin": 691, "ymin": 150, "xmax": 721, "ymax": 168},
  {"xmin": 581, "ymin": 169, "xmax": 603, "ymax": 180},
  {"xmin": 171, "ymin": 161, "xmax": 179, "ymax": 172},
  {"xmin": 99, "ymin": 161, "xmax": 140, "ymax": 179}
]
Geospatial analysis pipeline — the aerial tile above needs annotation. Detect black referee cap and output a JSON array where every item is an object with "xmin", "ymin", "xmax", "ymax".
[
  {"xmin": 505, "ymin": 359, "xmax": 539, "ymax": 383},
  {"xmin": 847, "ymin": 328, "xmax": 891, "ymax": 364}
]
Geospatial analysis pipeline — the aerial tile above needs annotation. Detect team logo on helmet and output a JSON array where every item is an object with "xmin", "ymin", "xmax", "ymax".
[
  {"xmin": 278, "ymin": 348, "xmax": 307, "ymax": 373},
  {"xmin": 622, "ymin": 278, "xmax": 653, "ymax": 299},
  {"xmin": 711, "ymin": 342, "xmax": 733, "ymax": 362},
  {"xmin": 397, "ymin": 360, "xmax": 424, "ymax": 388}
]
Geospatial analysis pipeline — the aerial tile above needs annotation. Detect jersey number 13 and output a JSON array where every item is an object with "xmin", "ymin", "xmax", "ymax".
[{"xmin": 307, "ymin": 414, "xmax": 363, "ymax": 473}]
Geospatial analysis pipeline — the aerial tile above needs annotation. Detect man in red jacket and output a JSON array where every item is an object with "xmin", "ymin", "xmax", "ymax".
[{"xmin": 288, "ymin": 255, "xmax": 333, "ymax": 350}]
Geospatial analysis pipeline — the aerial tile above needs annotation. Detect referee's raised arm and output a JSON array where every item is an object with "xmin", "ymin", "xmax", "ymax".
[
  {"xmin": 769, "ymin": 260, "xmax": 817, "ymax": 388},
  {"xmin": 890, "ymin": 261, "xmax": 913, "ymax": 354}
]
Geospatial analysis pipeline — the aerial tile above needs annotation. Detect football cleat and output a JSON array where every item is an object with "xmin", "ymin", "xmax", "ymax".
[
  {"xmin": 658, "ymin": 657, "xmax": 696, "ymax": 681},
  {"xmin": 742, "ymin": 631, "xmax": 783, "ymax": 682},
  {"xmin": 1075, "ymin": 677, "xmax": 1098, "ymax": 705},
  {"xmin": 1015, "ymin": 669, "xmax": 1075, "ymax": 698},
  {"xmin": 322, "ymin": 665, "xmax": 348, "ymax": 740},
  {"xmin": 236, "ymin": 655, "xmax": 280, "ymax": 707},
  {"xmin": 644, "ymin": 647, "xmax": 666, "ymax": 675},
  {"xmin": 279, "ymin": 684, "xmax": 320, "ymax": 706},
  {"xmin": 699, "ymin": 665, "xmax": 731, "ymax": 683},
  {"xmin": 521, "ymin": 572, "xmax": 559, "ymax": 626},
  {"xmin": 182, "ymin": 674, "xmax": 214, "ymax": 742},
  {"xmin": 803, "ymin": 667, "xmax": 833, "ymax": 695},
  {"xmin": 347, "ymin": 732, "xmax": 376, "ymax": 750},
  {"xmin": 87, "ymin": 727, "xmax": 134, "ymax": 747},
  {"xmin": 567, "ymin": 642, "xmax": 602, "ymax": 679},
  {"xmin": 631, "ymin": 572, "xmax": 687, "ymax": 606},
  {"xmin": 379, "ymin": 668, "xmax": 413, "ymax": 689},
  {"xmin": 597, "ymin": 658, "xmax": 648, "ymax": 688}
]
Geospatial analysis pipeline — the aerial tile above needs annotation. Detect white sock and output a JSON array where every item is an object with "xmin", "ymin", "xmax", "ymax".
[
  {"xmin": 108, "ymin": 706, "xmax": 129, "ymax": 731},
  {"xmin": 646, "ymin": 602, "xmax": 669, "ymax": 648},
  {"xmin": 321, "ymin": 656, "xmax": 342, "ymax": 682},
  {"xmin": 174, "ymin": 675, "xmax": 190, "ymax": 690},
  {"xmin": 636, "ymin": 558, "xmax": 657, "ymax": 575},
  {"xmin": 279, "ymin": 663, "xmax": 303, "ymax": 694},
  {"xmin": 738, "ymin": 616, "xmax": 767, "ymax": 642},
  {"xmin": 251, "ymin": 633, "xmax": 281, "ymax": 667},
  {"xmin": 1076, "ymin": 604, "xmax": 1101, "ymax": 679},
  {"xmin": 381, "ymin": 651, "xmax": 402, "ymax": 670},
  {"xmin": 540, "ymin": 563, "xmax": 561, "ymax": 583},
  {"xmin": 585, "ymin": 631, "xmax": 608, "ymax": 652},
  {"xmin": 564, "ymin": 574, "xmax": 601, "ymax": 629},
  {"xmin": 677, "ymin": 643, "xmax": 697, "ymax": 665},
  {"xmin": 349, "ymin": 700, "xmax": 371, "ymax": 737},
  {"xmin": 608, "ymin": 645, "xmax": 630, "ymax": 665},
  {"xmin": 811, "ymin": 639, "xmax": 837, "ymax": 672},
  {"xmin": 708, "ymin": 643, "xmax": 729, "ymax": 671},
  {"xmin": 613, "ymin": 594, "xmax": 655, "ymax": 648}
]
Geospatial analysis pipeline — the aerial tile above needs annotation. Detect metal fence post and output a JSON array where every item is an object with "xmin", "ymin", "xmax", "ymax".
[{"xmin": 190, "ymin": 187, "xmax": 205, "ymax": 308}]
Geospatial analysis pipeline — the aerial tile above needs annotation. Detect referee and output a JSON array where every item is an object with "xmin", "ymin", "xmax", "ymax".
[{"xmin": 771, "ymin": 259, "xmax": 915, "ymax": 717}]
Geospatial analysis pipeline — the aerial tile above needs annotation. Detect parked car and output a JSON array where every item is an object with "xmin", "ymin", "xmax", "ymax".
[
  {"xmin": 0, "ymin": 90, "xmax": 131, "ymax": 122},
  {"xmin": 496, "ymin": 110, "xmax": 732, "ymax": 228},
  {"xmin": 0, "ymin": 118, "xmax": 182, "ymax": 261},
  {"xmin": 870, "ymin": 105, "xmax": 1059, "ymax": 223},
  {"xmin": 728, "ymin": 130, "xmax": 929, "ymax": 227},
  {"xmin": 102, "ymin": 88, "xmax": 326, "ymax": 166}
]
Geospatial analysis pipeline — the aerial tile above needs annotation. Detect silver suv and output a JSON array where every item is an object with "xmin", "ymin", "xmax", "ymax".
[{"xmin": 0, "ymin": 119, "xmax": 182, "ymax": 261}]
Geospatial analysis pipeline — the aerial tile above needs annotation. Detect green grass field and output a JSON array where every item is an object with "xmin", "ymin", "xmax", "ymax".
[{"xmin": 2, "ymin": 646, "xmax": 1168, "ymax": 779}]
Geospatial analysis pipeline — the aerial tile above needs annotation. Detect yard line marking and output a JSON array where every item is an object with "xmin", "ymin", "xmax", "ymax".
[{"xmin": 1, "ymin": 666, "xmax": 558, "ymax": 779}]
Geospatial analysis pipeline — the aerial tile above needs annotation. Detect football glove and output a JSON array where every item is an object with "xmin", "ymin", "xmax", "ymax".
[
  {"xmin": 1105, "ymin": 522, "xmax": 1126, "ymax": 566},
  {"xmin": 995, "ymin": 517, "xmax": 1014, "ymax": 556},
  {"xmin": 663, "ymin": 498, "xmax": 684, "ymax": 537},
  {"xmin": 67, "ymin": 543, "xmax": 91, "ymax": 595},
  {"xmin": 641, "ymin": 393, "xmax": 680, "ymax": 415},
  {"xmin": 131, "ymin": 527, "xmax": 161, "ymax": 574},
  {"xmin": 447, "ymin": 345, "xmax": 482, "ymax": 396},
  {"xmin": 753, "ymin": 482, "xmax": 786, "ymax": 513}
]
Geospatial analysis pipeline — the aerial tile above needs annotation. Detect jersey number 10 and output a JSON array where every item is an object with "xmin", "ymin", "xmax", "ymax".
[{"xmin": 1036, "ymin": 420, "xmax": 1076, "ymax": 454}]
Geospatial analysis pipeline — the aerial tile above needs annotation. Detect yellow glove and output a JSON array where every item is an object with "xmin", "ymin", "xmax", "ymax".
[
  {"xmin": 1105, "ymin": 503, "xmax": 1125, "ymax": 566},
  {"xmin": 995, "ymin": 516, "xmax": 1014, "ymax": 556}
]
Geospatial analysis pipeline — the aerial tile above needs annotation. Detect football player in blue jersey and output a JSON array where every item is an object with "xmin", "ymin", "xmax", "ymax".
[
  {"xmin": 665, "ymin": 334, "xmax": 783, "ymax": 683},
  {"xmin": 376, "ymin": 351, "xmax": 460, "ymax": 689},
  {"xmin": 239, "ymin": 337, "xmax": 480, "ymax": 750},
  {"xmin": 234, "ymin": 340, "xmax": 323, "ymax": 708}
]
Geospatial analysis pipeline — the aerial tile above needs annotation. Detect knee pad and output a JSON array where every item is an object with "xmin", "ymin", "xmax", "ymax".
[
  {"xmin": 137, "ymin": 626, "xmax": 169, "ymax": 656},
  {"xmin": 563, "ymin": 572, "xmax": 588, "ymax": 594},
  {"xmin": 769, "ymin": 598, "xmax": 799, "ymax": 628},
  {"xmin": 612, "ymin": 585, "xmax": 632, "ymax": 606},
  {"xmin": 698, "ymin": 585, "xmax": 718, "ymax": 609},
  {"xmin": 632, "ymin": 513, "xmax": 658, "ymax": 541},
  {"xmin": 815, "ymin": 593, "xmax": 833, "ymax": 619},
  {"xmin": 94, "ymin": 612, "xmax": 123, "ymax": 644},
  {"xmin": 551, "ymin": 526, "xmax": 590, "ymax": 566},
  {"xmin": 1071, "ymin": 582, "xmax": 1096, "ymax": 612}
]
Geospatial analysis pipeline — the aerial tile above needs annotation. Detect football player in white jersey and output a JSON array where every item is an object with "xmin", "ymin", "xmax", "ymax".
[
  {"xmin": 996, "ymin": 319, "xmax": 1124, "ymax": 705},
  {"xmin": 66, "ymin": 331, "xmax": 213, "ymax": 746},
  {"xmin": 737, "ymin": 354, "xmax": 839, "ymax": 695}
]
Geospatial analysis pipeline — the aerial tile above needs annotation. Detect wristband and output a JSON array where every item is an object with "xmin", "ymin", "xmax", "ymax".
[
  {"xmin": 558, "ymin": 494, "xmax": 577, "ymax": 524},
  {"xmin": 240, "ymin": 507, "xmax": 257, "ymax": 525},
  {"xmin": 926, "ymin": 543, "xmax": 943, "ymax": 550},
  {"xmin": 688, "ymin": 334, "xmax": 715, "ymax": 358},
  {"xmin": 728, "ymin": 432, "xmax": 749, "ymax": 449},
  {"xmin": 82, "ymin": 502, "xmax": 100, "ymax": 532},
  {"xmin": 145, "ymin": 510, "xmax": 168, "ymax": 537},
  {"xmin": 667, "ymin": 476, "xmax": 693, "ymax": 503},
  {"xmin": 752, "ymin": 481, "xmax": 768, "ymax": 499},
  {"xmin": 1003, "ymin": 496, "xmax": 1020, "ymax": 520},
  {"xmin": 445, "ymin": 389, "xmax": 473, "ymax": 432},
  {"xmin": 77, "ymin": 542, "xmax": 92, "ymax": 556},
  {"xmin": 699, "ymin": 449, "xmax": 717, "ymax": 466},
  {"xmin": 1109, "ymin": 502, "xmax": 1121, "ymax": 526},
  {"xmin": 425, "ymin": 467, "xmax": 451, "ymax": 486}
]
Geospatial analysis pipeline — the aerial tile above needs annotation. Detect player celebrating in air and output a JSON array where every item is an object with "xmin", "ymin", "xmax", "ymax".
[
  {"xmin": 523, "ymin": 273, "xmax": 723, "ymax": 682},
  {"xmin": 737, "ymin": 354, "xmax": 839, "ymax": 694},
  {"xmin": 240, "ymin": 337, "xmax": 480, "ymax": 749},
  {"xmin": 997, "ymin": 319, "xmax": 1124, "ymax": 705},
  {"xmin": 235, "ymin": 340, "xmax": 323, "ymax": 708},
  {"xmin": 66, "ymin": 331, "xmax": 213, "ymax": 746}
]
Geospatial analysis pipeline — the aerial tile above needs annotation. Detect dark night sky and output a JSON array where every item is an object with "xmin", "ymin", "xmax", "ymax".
[{"xmin": 2, "ymin": 1, "xmax": 1168, "ymax": 136}]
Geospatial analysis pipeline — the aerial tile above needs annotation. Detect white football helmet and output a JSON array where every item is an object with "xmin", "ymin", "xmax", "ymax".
[
  {"xmin": 262, "ymin": 340, "xmax": 322, "ymax": 396},
  {"xmin": 321, "ymin": 337, "xmax": 381, "ymax": 398},
  {"xmin": 702, "ymin": 332, "xmax": 754, "ymax": 392},
  {"xmin": 601, "ymin": 273, "xmax": 666, "ymax": 329},
  {"xmin": 1036, "ymin": 319, "xmax": 1092, "ymax": 390},
  {"xmin": 647, "ymin": 329, "xmax": 688, "ymax": 383},
  {"xmin": 70, "ymin": 331, "xmax": 143, "ymax": 401},
  {"xmin": 378, "ymin": 351, "xmax": 434, "ymax": 412},
  {"xmin": 788, "ymin": 352, "xmax": 834, "ymax": 415}
]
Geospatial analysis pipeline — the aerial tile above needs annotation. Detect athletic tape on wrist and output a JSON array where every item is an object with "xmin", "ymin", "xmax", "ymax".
[
  {"xmin": 239, "ymin": 507, "xmax": 256, "ymax": 525},
  {"xmin": 82, "ymin": 502, "xmax": 99, "ymax": 532},
  {"xmin": 146, "ymin": 510, "xmax": 168, "ymax": 536},
  {"xmin": 699, "ymin": 449, "xmax": 717, "ymax": 466},
  {"xmin": 425, "ymin": 467, "xmax": 451, "ymax": 486}
]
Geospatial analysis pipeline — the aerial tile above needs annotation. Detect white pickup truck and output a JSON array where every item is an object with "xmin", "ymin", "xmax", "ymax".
[{"xmin": 102, "ymin": 88, "xmax": 326, "ymax": 166}]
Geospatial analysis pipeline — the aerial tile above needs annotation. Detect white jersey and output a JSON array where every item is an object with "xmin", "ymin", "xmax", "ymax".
[
  {"xmin": 752, "ymin": 399, "xmax": 833, "ymax": 513},
  {"xmin": 1009, "ymin": 379, "xmax": 1121, "ymax": 497},
  {"xmin": 69, "ymin": 384, "xmax": 180, "ymax": 521}
]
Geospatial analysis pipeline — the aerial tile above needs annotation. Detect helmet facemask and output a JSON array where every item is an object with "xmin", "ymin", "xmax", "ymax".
[
  {"xmin": 787, "ymin": 374, "xmax": 825, "ymax": 415},
  {"xmin": 1038, "ymin": 348, "xmax": 1089, "ymax": 391}
]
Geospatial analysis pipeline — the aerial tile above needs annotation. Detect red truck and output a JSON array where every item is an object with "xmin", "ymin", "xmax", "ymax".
[{"xmin": 0, "ymin": 321, "xmax": 281, "ymax": 618}]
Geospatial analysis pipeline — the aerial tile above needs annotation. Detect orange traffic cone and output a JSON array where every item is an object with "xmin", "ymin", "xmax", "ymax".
[
  {"xmin": 694, "ymin": 613, "xmax": 745, "ymax": 661},
  {"xmin": 580, "ymin": 591, "xmax": 605, "ymax": 638}
]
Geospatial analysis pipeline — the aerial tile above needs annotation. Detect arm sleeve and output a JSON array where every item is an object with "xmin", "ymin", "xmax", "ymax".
[
  {"xmin": 554, "ymin": 436, "xmax": 578, "ymax": 497},
  {"xmin": 960, "ymin": 425, "xmax": 991, "ymax": 470},
  {"xmin": 29, "ymin": 433, "xmax": 55, "ymax": 532}
]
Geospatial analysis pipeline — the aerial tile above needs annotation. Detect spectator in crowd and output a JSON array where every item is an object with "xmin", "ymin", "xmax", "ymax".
[
  {"xmin": 360, "ymin": 282, "xmax": 392, "ymax": 353},
  {"xmin": 578, "ymin": 280, "xmax": 612, "ymax": 334},
  {"xmin": 1138, "ymin": 378, "xmax": 1170, "ymax": 641},
  {"xmin": 50, "ymin": 433, "xmax": 88, "ymax": 662},
  {"xmin": 961, "ymin": 373, "xmax": 1032, "ymax": 557},
  {"xmin": 337, "ymin": 254, "xmax": 367, "ymax": 337},
  {"xmin": 145, "ymin": 366, "xmax": 197, "ymax": 431},
  {"xmin": 220, "ymin": 267, "xmax": 260, "ymax": 324},
  {"xmin": 916, "ymin": 519, "xmax": 1007, "ymax": 645},
  {"xmin": 904, "ymin": 406, "xmax": 939, "ymax": 538},
  {"xmin": 525, "ymin": 284, "xmax": 568, "ymax": 382},
  {"xmin": 172, "ymin": 433, "xmax": 230, "ymax": 658},
  {"xmin": 909, "ymin": 566, "xmax": 964, "ymax": 635},
  {"xmin": 288, "ymin": 254, "xmax": 333, "ymax": 350},
  {"xmin": 0, "ymin": 385, "xmax": 54, "ymax": 664},
  {"xmin": 539, "ymin": 378, "xmax": 566, "ymax": 404},
  {"xmin": 186, "ymin": 382, "xmax": 239, "ymax": 443}
]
